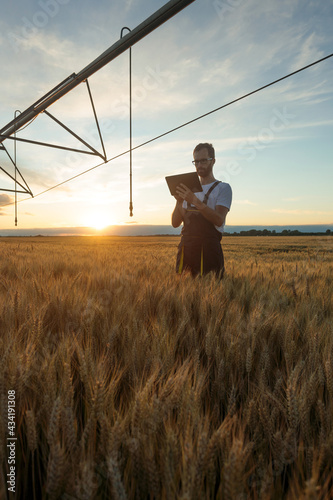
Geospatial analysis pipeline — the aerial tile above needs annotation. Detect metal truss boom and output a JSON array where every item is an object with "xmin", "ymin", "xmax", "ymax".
[{"xmin": 0, "ymin": 0, "xmax": 196, "ymax": 141}]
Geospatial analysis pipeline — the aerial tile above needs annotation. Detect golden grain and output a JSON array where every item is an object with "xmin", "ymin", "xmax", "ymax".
[
  {"xmin": 25, "ymin": 409, "xmax": 37, "ymax": 452},
  {"xmin": 46, "ymin": 442, "xmax": 66, "ymax": 499},
  {"xmin": 1, "ymin": 235, "xmax": 332, "ymax": 499}
]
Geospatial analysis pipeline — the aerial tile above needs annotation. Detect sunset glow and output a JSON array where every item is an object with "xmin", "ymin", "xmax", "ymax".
[{"xmin": 0, "ymin": 1, "xmax": 332, "ymax": 235}]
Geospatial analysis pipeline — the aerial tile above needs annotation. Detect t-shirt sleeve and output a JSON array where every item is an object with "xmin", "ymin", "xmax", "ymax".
[{"xmin": 216, "ymin": 183, "xmax": 232, "ymax": 211}]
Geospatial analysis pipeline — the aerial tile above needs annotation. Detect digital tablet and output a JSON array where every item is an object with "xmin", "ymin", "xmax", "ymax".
[{"xmin": 165, "ymin": 172, "xmax": 202, "ymax": 196}]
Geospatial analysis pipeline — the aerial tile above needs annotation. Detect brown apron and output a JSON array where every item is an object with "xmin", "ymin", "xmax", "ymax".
[{"xmin": 176, "ymin": 181, "xmax": 224, "ymax": 277}]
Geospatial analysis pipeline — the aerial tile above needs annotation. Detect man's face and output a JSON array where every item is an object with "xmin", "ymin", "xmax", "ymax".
[{"xmin": 193, "ymin": 148, "xmax": 215, "ymax": 178}]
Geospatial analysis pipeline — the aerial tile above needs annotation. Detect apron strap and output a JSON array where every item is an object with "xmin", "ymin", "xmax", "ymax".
[
  {"xmin": 203, "ymin": 181, "xmax": 221, "ymax": 205},
  {"xmin": 186, "ymin": 181, "xmax": 221, "ymax": 210}
]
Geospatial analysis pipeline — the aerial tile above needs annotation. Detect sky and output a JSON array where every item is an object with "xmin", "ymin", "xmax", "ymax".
[{"xmin": 0, "ymin": 0, "xmax": 332, "ymax": 234}]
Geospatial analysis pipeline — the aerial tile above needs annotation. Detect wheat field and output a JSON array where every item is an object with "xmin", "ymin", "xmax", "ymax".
[{"xmin": 0, "ymin": 235, "xmax": 332, "ymax": 499}]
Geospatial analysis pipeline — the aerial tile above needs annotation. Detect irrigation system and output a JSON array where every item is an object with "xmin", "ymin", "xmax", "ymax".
[{"xmin": 0, "ymin": 0, "xmax": 196, "ymax": 223}]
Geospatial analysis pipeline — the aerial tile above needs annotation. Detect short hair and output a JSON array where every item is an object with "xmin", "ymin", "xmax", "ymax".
[{"xmin": 193, "ymin": 143, "xmax": 215, "ymax": 159}]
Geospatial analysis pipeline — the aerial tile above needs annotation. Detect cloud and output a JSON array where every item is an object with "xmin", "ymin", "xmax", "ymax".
[
  {"xmin": 271, "ymin": 209, "xmax": 331, "ymax": 215},
  {"xmin": 0, "ymin": 193, "xmax": 13, "ymax": 215},
  {"xmin": 288, "ymin": 119, "xmax": 333, "ymax": 130},
  {"xmin": 291, "ymin": 32, "xmax": 325, "ymax": 72},
  {"xmin": 0, "ymin": 194, "xmax": 13, "ymax": 206},
  {"xmin": 125, "ymin": 0, "xmax": 134, "ymax": 12},
  {"xmin": 281, "ymin": 81, "xmax": 333, "ymax": 107},
  {"xmin": 234, "ymin": 199, "xmax": 258, "ymax": 206},
  {"xmin": 282, "ymin": 196, "xmax": 303, "ymax": 202}
]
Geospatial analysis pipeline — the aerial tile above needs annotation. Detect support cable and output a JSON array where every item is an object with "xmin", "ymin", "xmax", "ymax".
[
  {"xmin": 129, "ymin": 51, "xmax": 333, "ymax": 150},
  {"xmin": 2, "ymin": 52, "xmax": 333, "ymax": 209},
  {"xmin": 121, "ymin": 27, "xmax": 133, "ymax": 217}
]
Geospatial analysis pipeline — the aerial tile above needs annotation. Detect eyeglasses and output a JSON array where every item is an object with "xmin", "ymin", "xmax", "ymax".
[{"xmin": 192, "ymin": 158, "xmax": 213, "ymax": 166}]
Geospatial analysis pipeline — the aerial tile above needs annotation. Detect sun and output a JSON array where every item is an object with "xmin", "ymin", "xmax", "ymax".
[
  {"xmin": 84, "ymin": 211, "xmax": 115, "ymax": 231},
  {"xmin": 93, "ymin": 218, "xmax": 110, "ymax": 230}
]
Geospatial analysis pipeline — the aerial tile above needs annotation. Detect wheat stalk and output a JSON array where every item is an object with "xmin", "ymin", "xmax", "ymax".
[
  {"xmin": 46, "ymin": 442, "xmax": 66, "ymax": 499},
  {"xmin": 1, "ymin": 235, "xmax": 332, "ymax": 498},
  {"xmin": 26, "ymin": 409, "xmax": 37, "ymax": 452}
]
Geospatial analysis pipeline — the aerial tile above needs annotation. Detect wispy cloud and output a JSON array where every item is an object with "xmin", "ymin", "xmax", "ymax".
[
  {"xmin": 0, "ymin": 193, "xmax": 12, "ymax": 205},
  {"xmin": 282, "ymin": 197, "xmax": 303, "ymax": 202},
  {"xmin": 288, "ymin": 119, "xmax": 333, "ymax": 130},
  {"xmin": 235, "ymin": 200, "xmax": 257, "ymax": 206},
  {"xmin": 0, "ymin": 193, "xmax": 13, "ymax": 215},
  {"xmin": 291, "ymin": 32, "xmax": 325, "ymax": 71},
  {"xmin": 271, "ymin": 209, "xmax": 331, "ymax": 215}
]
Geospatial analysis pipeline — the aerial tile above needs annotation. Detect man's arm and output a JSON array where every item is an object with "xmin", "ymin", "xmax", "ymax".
[
  {"xmin": 198, "ymin": 203, "xmax": 229, "ymax": 227},
  {"xmin": 171, "ymin": 199, "xmax": 185, "ymax": 228},
  {"xmin": 175, "ymin": 183, "xmax": 229, "ymax": 227}
]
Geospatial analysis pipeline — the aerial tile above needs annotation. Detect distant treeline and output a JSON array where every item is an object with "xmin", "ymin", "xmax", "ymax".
[{"xmin": 223, "ymin": 229, "xmax": 333, "ymax": 236}]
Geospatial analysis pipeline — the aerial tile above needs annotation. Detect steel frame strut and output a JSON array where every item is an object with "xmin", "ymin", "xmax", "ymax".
[{"xmin": 0, "ymin": 145, "xmax": 33, "ymax": 196}]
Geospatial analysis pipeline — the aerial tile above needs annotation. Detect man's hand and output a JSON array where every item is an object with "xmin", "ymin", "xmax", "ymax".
[
  {"xmin": 175, "ymin": 184, "xmax": 197, "ymax": 205},
  {"xmin": 172, "ymin": 192, "xmax": 185, "ymax": 228},
  {"xmin": 173, "ymin": 194, "xmax": 183, "ymax": 203},
  {"xmin": 175, "ymin": 183, "xmax": 228, "ymax": 227}
]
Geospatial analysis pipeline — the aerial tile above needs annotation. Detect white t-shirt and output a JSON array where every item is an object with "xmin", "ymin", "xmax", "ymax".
[{"xmin": 183, "ymin": 180, "xmax": 232, "ymax": 232}]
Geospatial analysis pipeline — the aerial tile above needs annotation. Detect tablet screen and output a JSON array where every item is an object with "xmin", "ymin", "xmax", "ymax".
[{"xmin": 165, "ymin": 172, "xmax": 202, "ymax": 196}]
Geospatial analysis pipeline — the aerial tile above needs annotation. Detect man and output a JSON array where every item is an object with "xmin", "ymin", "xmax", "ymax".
[{"xmin": 171, "ymin": 143, "xmax": 232, "ymax": 277}]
